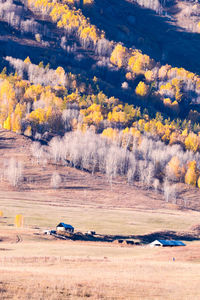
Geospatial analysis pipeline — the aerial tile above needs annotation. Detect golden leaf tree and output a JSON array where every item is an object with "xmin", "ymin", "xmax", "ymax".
[
  {"xmin": 110, "ymin": 44, "xmax": 127, "ymax": 68},
  {"xmin": 185, "ymin": 133, "xmax": 199, "ymax": 152},
  {"xmin": 166, "ymin": 156, "xmax": 185, "ymax": 182},
  {"xmin": 185, "ymin": 161, "xmax": 198, "ymax": 187},
  {"xmin": 135, "ymin": 81, "xmax": 149, "ymax": 97},
  {"xmin": 15, "ymin": 214, "xmax": 24, "ymax": 228}
]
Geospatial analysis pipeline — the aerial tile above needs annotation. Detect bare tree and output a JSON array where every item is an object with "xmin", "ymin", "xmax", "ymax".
[
  {"xmin": 28, "ymin": 128, "xmax": 200, "ymax": 201},
  {"xmin": 50, "ymin": 172, "xmax": 62, "ymax": 189},
  {"xmin": 153, "ymin": 178, "xmax": 160, "ymax": 192},
  {"xmin": 163, "ymin": 180, "xmax": 177, "ymax": 203},
  {"xmin": 4, "ymin": 158, "xmax": 23, "ymax": 187}
]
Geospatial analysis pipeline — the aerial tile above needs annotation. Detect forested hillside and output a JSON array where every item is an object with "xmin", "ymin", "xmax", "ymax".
[{"xmin": 1, "ymin": 0, "xmax": 200, "ymax": 200}]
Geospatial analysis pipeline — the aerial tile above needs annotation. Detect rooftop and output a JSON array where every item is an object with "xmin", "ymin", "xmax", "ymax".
[{"xmin": 155, "ymin": 240, "xmax": 186, "ymax": 246}]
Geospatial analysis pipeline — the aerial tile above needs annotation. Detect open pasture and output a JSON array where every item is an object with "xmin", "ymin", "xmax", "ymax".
[{"xmin": 0, "ymin": 131, "xmax": 200, "ymax": 299}]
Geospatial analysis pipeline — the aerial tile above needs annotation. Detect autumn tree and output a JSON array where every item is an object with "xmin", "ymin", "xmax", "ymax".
[
  {"xmin": 185, "ymin": 133, "xmax": 199, "ymax": 152},
  {"xmin": 166, "ymin": 156, "xmax": 185, "ymax": 182},
  {"xmin": 15, "ymin": 214, "xmax": 24, "ymax": 228},
  {"xmin": 185, "ymin": 161, "xmax": 198, "ymax": 187},
  {"xmin": 110, "ymin": 44, "xmax": 127, "ymax": 68},
  {"xmin": 135, "ymin": 81, "xmax": 149, "ymax": 97}
]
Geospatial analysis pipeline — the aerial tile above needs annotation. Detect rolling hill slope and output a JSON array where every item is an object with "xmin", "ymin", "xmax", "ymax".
[
  {"xmin": 1, "ymin": 3, "xmax": 200, "ymax": 298},
  {"xmin": 0, "ymin": 0, "xmax": 200, "ymax": 201}
]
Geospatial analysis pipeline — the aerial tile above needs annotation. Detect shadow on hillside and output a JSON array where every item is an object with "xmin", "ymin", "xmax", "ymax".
[
  {"xmin": 1, "ymin": 0, "xmax": 200, "ymax": 122},
  {"xmin": 0, "ymin": 132, "xmax": 15, "ymax": 149},
  {"xmin": 0, "ymin": 37, "xmax": 159, "ymax": 118},
  {"xmin": 106, "ymin": 229, "xmax": 200, "ymax": 243},
  {"xmin": 83, "ymin": 0, "xmax": 200, "ymax": 74},
  {"xmin": 22, "ymin": 181, "xmax": 101, "ymax": 191},
  {"xmin": 136, "ymin": 230, "xmax": 200, "ymax": 243},
  {"xmin": 0, "ymin": 32, "xmax": 121, "ymax": 91},
  {"xmin": 85, "ymin": 229, "xmax": 200, "ymax": 244}
]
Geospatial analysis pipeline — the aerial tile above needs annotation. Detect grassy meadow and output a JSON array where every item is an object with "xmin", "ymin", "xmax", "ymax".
[
  {"xmin": 0, "ymin": 234, "xmax": 200, "ymax": 299},
  {"xmin": 0, "ymin": 130, "xmax": 200, "ymax": 299},
  {"xmin": 0, "ymin": 190, "xmax": 200, "ymax": 299},
  {"xmin": 1, "ymin": 190, "xmax": 200, "ymax": 235}
]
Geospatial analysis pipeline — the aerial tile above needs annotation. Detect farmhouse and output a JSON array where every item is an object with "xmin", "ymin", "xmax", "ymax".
[
  {"xmin": 56, "ymin": 222, "xmax": 74, "ymax": 233},
  {"xmin": 150, "ymin": 240, "xmax": 186, "ymax": 247}
]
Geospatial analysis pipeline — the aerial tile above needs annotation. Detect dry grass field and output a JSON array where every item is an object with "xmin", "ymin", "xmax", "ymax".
[
  {"xmin": 0, "ymin": 229, "xmax": 200, "ymax": 300},
  {"xmin": 1, "ymin": 129, "xmax": 200, "ymax": 299}
]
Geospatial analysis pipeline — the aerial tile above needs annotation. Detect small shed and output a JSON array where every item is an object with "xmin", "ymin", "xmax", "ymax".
[
  {"xmin": 150, "ymin": 240, "xmax": 186, "ymax": 247},
  {"xmin": 43, "ymin": 230, "xmax": 51, "ymax": 235},
  {"xmin": 87, "ymin": 231, "xmax": 96, "ymax": 235},
  {"xmin": 56, "ymin": 222, "xmax": 74, "ymax": 233}
]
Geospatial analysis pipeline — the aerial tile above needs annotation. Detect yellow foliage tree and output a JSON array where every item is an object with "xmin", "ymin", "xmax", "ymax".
[
  {"xmin": 28, "ymin": 108, "xmax": 47, "ymax": 124},
  {"xmin": 129, "ymin": 127, "xmax": 141, "ymax": 140},
  {"xmin": 108, "ymin": 109, "xmax": 126, "ymax": 123},
  {"xmin": 3, "ymin": 115, "xmax": 11, "ymax": 130},
  {"xmin": 197, "ymin": 22, "xmax": 200, "ymax": 33},
  {"xmin": 158, "ymin": 65, "xmax": 171, "ymax": 80},
  {"xmin": 24, "ymin": 125, "xmax": 32, "ymax": 137},
  {"xmin": 55, "ymin": 66, "xmax": 66, "ymax": 85},
  {"xmin": 15, "ymin": 214, "xmax": 24, "ymax": 228},
  {"xmin": 163, "ymin": 98, "xmax": 172, "ymax": 107},
  {"xmin": 128, "ymin": 52, "xmax": 153, "ymax": 75},
  {"xmin": 0, "ymin": 80, "xmax": 16, "ymax": 125},
  {"xmin": 197, "ymin": 177, "xmax": 200, "ymax": 189},
  {"xmin": 162, "ymin": 127, "xmax": 171, "ymax": 142},
  {"xmin": 185, "ymin": 133, "xmax": 199, "ymax": 152},
  {"xmin": 166, "ymin": 156, "xmax": 184, "ymax": 181},
  {"xmin": 135, "ymin": 82, "xmax": 149, "ymax": 97},
  {"xmin": 24, "ymin": 56, "xmax": 31, "ymax": 64},
  {"xmin": 83, "ymin": 111, "xmax": 103, "ymax": 125},
  {"xmin": 185, "ymin": 161, "xmax": 198, "ymax": 187},
  {"xmin": 125, "ymin": 72, "xmax": 133, "ymax": 81},
  {"xmin": 24, "ymin": 84, "xmax": 43, "ymax": 101},
  {"xmin": 171, "ymin": 78, "xmax": 183, "ymax": 102},
  {"xmin": 110, "ymin": 44, "xmax": 127, "ymax": 68},
  {"xmin": 144, "ymin": 121, "xmax": 150, "ymax": 132},
  {"xmin": 138, "ymin": 119, "xmax": 145, "ymax": 131},
  {"xmin": 102, "ymin": 127, "xmax": 118, "ymax": 140},
  {"xmin": 144, "ymin": 70, "xmax": 154, "ymax": 82},
  {"xmin": 12, "ymin": 113, "xmax": 22, "ymax": 133},
  {"xmin": 0, "ymin": 210, "xmax": 3, "ymax": 217}
]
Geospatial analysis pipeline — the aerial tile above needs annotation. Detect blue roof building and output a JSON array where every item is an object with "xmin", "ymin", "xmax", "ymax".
[
  {"xmin": 56, "ymin": 222, "xmax": 74, "ymax": 232},
  {"xmin": 150, "ymin": 240, "xmax": 186, "ymax": 247}
]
